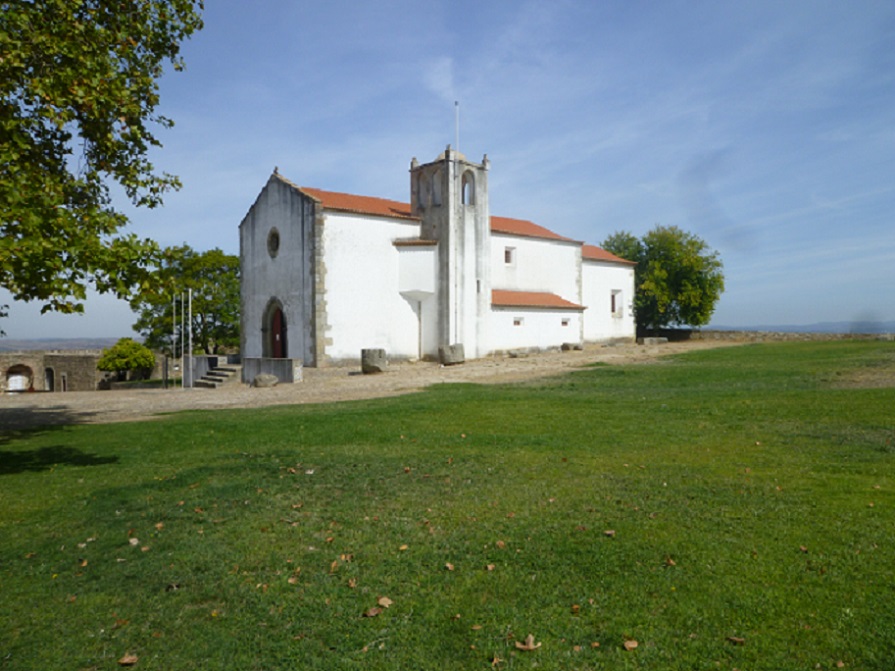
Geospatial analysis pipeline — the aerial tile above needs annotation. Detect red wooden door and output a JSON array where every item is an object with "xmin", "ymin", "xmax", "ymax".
[{"xmin": 271, "ymin": 308, "xmax": 287, "ymax": 358}]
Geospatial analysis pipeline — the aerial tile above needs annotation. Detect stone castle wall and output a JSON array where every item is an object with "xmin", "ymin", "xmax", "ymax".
[
  {"xmin": 691, "ymin": 329, "xmax": 894, "ymax": 343},
  {"xmin": 0, "ymin": 350, "xmax": 107, "ymax": 392}
]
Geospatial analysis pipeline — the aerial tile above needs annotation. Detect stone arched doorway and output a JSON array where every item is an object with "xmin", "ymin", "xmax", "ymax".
[
  {"xmin": 263, "ymin": 299, "xmax": 288, "ymax": 358},
  {"xmin": 44, "ymin": 367, "xmax": 55, "ymax": 392},
  {"xmin": 7, "ymin": 364, "xmax": 33, "ymax": 392}
]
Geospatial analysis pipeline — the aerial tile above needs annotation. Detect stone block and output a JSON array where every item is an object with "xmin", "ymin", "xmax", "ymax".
[
  {"xmin": 439, "ymin": 343, "xmax": 465, "ymax": 365},
  {"xmin": 637, "ymin": 337, "xmax": 669, "ymax": 345},
  {"xmin": 253, "ymin": 373, "xmax": 279, "ymax": 388},
  {"xmin": 361, "ymin": 348, "xmax": 388, "ymax": 374}
]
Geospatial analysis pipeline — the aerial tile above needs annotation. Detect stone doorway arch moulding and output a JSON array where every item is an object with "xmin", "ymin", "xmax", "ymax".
[{"xmin": 262, "ymin": 298, "xmax": 288, "ymax": 358}]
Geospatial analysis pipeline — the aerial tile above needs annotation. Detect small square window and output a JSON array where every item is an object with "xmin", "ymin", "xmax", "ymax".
[
  {"xmin": 504, "ymin": 247, "xmax": 516, "ymax": 265},
  {"xmin": 561, "ymin": 318, "xmax": 570, "ymax": 327},
  {"xmin": 611, "ymin": 290, "xmax": 623, "ymax": 317},
  {"xmin": 513, "ymin": 317, "xmax": 523, "ymax": 327}
]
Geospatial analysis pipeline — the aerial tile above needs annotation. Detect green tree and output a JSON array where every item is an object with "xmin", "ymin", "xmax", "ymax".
[
  {"xmin": 97, "ymin": 337, "xmax": 156, "ymax": 380},
  {"xmin": 130, "ymin": 245, "xmax": 240, "ymax": 355},
  {"xmin": 0, "ymin": 0, "xmax": 203, "ymax": 315},
  {"xmin": 603, "ymin": 225, "xmax": 725, "ymax": 332}
]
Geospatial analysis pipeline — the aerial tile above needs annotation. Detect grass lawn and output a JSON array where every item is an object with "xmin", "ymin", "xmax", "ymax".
[{"xmin": 1, "ymin": 340, "xmax": 893, "ymax": 670}]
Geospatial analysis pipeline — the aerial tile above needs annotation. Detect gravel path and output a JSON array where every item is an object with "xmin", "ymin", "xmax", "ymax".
[{"xmin": 1, "ymin": 341, "xmax": 740, "ymax": 431}]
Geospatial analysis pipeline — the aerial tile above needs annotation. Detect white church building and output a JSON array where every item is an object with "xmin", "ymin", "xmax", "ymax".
[{"xmin": 239, "ymin": 147, "xmax": 635, "ymax": 367}]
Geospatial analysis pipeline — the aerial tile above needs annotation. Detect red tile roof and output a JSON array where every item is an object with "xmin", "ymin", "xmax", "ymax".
[
  {"xmin": 491, "ymin": 216, "xmax": 578, "ymax": 243},
  {"xmin": 300, "ymin": 186, "xmax": 417, "ymax": 221},
  {"xmin": 492, "ymin": 289, "xmax": 584, "ymax": 311},
  {"xmin": 280, "ymin": 176, "xmax": 599, "ymax": 249},
  {"xmin": 582, "ymin": 244, "xmax": 636, "ymax": 265}
]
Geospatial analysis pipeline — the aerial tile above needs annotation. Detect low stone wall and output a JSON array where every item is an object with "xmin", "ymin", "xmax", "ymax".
[
  {"xmin": 691, "ymin": 330, "xmax": 894, "ymax": 343},
  {"xmin": 242, "ymin": 357, "xmax": 303, "ymax": 384}
]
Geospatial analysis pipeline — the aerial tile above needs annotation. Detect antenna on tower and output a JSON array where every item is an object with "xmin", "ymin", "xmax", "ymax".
[{"xmin": 454, "ymin": 101, "xmax": 460, "ymax": 154}]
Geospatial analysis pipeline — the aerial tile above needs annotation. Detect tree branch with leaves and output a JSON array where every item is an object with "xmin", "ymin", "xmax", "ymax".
[{"xmin": 0, "ymin": 0, "xmax": 203, "ymax": 315}]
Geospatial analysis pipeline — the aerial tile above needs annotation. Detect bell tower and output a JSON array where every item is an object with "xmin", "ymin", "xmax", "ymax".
[{"xmin": 410, "ymin": 146, "xmax": 491, "ymax": 357}]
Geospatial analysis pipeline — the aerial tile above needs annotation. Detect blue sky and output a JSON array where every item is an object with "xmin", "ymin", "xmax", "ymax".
[{"xmin": 3, "ymin": 0, "xmax": 894, "ymax": 338}]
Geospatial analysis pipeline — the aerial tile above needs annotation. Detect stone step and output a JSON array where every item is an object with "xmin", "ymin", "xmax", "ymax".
[{"xmin": 194, "ymin": 364, "xmax": 242, "ymax": 389}]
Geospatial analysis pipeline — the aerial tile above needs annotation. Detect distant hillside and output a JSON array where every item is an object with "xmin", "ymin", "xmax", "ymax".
[
  {"xmin": 709, "ymin": 321, "xmax": 895, "ymax": 334},
  {"xmin": 0, "ymin": 337, "xmax": 123, "ymax": 352}
]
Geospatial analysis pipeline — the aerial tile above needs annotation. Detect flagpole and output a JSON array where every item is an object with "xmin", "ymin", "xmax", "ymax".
[
  {"xmin": 188, "ymin": 288, "xmax": 193, "ymax": 388},
  {"xmin": 454, "ymin": 100, "xmax": 460, "ymax": 154}
]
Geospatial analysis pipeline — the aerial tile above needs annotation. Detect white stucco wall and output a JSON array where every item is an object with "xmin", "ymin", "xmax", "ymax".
[
  {"xmin": 491, "ymin": 234, "xmax": 581, "ymax": 302},
  {"xmin": 490, "ymin": 308, "xmax": 582, "ymax": 351},
  {"xmin": 397, "ymin": 245, "xmax": 439, "ymax": 358},
  {"xmin": 322, "ymin": 213, "xmax": 428, "ymax": 361},
  {"xmin": 582, "ymin": 261, "xmax": 636, "ymax": 341}
]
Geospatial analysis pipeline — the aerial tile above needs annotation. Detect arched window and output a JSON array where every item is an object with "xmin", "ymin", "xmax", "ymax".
[
  {"xmin": 431, "ymin": 170, "xmax": 442, "ymax": 206},
  {"xmin": 461, "ymin": 171, "xmax": 475, "ymax": 205},
  {"xmin": 419, "ymin": 175, "xmax": 430, "ymax": 208}
]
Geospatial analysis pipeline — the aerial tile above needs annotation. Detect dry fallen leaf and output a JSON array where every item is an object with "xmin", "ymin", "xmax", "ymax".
[
  {"xmin": 571, "ymin": 604, "xmax": 580, "ymax": 614},
  {"xmin": 363, "ymin": 606, "xmax": 382, "ymax": 618},
  {"xmin": 665, "ymin": 557, "xmax": 677, "ymax": 567},
  {"xmin": 727, "ymin": 636, "xmax": 746, "ymax": 646},
  {"xmin": 515, "ymin": 634, "xmax": 542, "ymax": 651},
  {"xmin": 496, "ymin": 540, "xmax": 506, "ymax": 549},
  {"xmin": 490, "ymin": 655, "xmax": 502, "ymax": 667},
  {"xmin": 347, "ymin": 578, "xmax": 357, "ymax": 588},
  {"xmin": 128, "ymin": 538, "xmax": 139, "ymax": 547},
  {"xmin": 604, "ymin": 530, "xmax": 616, "ymax": 538},
  {"xmin": 329, "ymin": 560, "xmax": 339, "ymax": 574},
  {"xmin": 399, "ymin": 544, "xmax": 409, "ymax": 551},
  {"xmin": 486, "ymin": 564, "xmax": 496, "ymax": 571},
  {"xmin": 377, "ymin": 596, "xmax": 393, "ymax": 608},
  {"xmin": 471, "ymin": 624, "xmax": 482, "ymax": 630},
  {"xmin": 445, "ymin": 562, "xmax": 455, "ymax": 571},
  {"xmin": 118, "ymin": 653, "xmax": 138, "ymax": 666},
  {"xmin": 623, "ymin": 639, "xmax": 638, "ymax": 651}
]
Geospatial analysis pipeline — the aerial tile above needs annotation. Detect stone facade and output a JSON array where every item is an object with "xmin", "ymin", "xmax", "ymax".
[
  {"xmin": 0, "ymin": 351, "xmax": 109, "ymax": 393},
  {"xmin": 0, "ymin": 349, "xmax": 170, "ymax": 393}
]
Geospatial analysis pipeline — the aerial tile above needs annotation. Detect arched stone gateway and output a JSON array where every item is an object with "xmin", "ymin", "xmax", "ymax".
[{"xmin": 6, "ymin": 364, "xmax": 33, "ymax": 392}]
